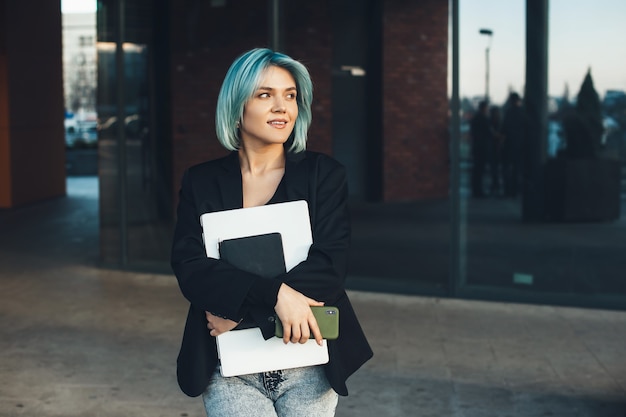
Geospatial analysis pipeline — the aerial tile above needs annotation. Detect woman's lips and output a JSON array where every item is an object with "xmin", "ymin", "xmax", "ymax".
[{"xmin": 268, "ymin": 120, "xmax": 287, "ymax": 128}]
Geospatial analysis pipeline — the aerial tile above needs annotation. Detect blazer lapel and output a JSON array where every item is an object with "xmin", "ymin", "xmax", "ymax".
[
  {"xmin": 217, "ymin": 152, "xmax": 243, "ymax": 210},
  {"xmin": 284, "ymin": 151, "xmax": 309, "ymax": 203}
]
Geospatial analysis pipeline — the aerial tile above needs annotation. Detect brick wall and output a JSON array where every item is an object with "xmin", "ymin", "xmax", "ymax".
[
  {"xmin": 0, "ymin": 0, "xmax": 66, "ymax": 208},
  {"xmin": 382, "ymin": 0, "xmax": 449, "ymax": 201}
]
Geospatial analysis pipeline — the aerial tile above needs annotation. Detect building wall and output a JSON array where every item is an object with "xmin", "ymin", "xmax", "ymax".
[
  {"xmin": 382, "ymin": 0, "xmax": 450, "ymax": 201},
  {"xmin": 0, "ymin": 0, "xmax": 66, "ymax": 208},
  {"xmin": 0, "ymin": 0, "xmax": 11, "ymax": 207}
]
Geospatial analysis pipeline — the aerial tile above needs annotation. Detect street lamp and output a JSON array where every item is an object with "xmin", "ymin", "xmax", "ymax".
[{"xmin": 479, "ymin": 28, "xmax": 493, "ymax": 102}]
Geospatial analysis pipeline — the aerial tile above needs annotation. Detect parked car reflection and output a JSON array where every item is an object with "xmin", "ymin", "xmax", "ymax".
[
  {"xmin": 65, "ymin": 114, "xmax": 98, "ymax": 148},
  {"xmin": 97, "ymin": 114, "xmax": 147, "ymax": 141}
]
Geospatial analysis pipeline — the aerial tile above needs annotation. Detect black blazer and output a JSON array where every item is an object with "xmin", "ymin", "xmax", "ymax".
[{"xmin": 171, "ymin": 150, "xmax": 373, "ymax": 397}]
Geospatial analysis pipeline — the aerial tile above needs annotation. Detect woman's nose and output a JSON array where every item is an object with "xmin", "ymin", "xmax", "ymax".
[{"xmin": 272, "ymin": 97, "xmax": 286, "ymax": 112}]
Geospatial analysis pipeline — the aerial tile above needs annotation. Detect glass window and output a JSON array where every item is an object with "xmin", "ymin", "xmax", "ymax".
[{"xmin": 455, "ymin": 0, "xmax": 626, "ymax": 307}]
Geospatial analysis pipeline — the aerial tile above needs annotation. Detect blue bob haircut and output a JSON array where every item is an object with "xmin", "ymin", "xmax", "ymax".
[{"xmin": 215, "ymin": 48, "xmax": 313, "ymax": 153}]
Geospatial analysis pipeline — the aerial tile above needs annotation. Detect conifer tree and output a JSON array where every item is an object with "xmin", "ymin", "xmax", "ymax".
[
  {"xmin": 561, "ymin": 69, "xmax": 604, "ymax": 158},
  {"xmin": 575, "ymin": 69, "xmax": 604, "ymax": 154}
]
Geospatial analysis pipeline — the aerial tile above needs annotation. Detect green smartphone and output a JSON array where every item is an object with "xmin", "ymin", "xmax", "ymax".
[{"xmin": 274, "ymin": 306, "xmax": 339, "ymax": 340}]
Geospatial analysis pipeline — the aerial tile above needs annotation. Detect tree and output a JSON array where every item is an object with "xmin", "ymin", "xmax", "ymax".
[
  {"xmin": 561, "ymin": 69, "xmax": 604, "ymax": 158},
  {"xmin": 575, "ymin": 69, "xmax": 604, "ymax": 153}
]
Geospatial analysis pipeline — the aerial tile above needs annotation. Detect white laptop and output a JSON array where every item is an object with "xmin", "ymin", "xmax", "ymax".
[
  {"xmin": 200, "ymin": 200, "xmax": 329, "ymax": 376},
  {"xmin": 215, "ymin": 328, "xmax": 329, "ymax": 377}
]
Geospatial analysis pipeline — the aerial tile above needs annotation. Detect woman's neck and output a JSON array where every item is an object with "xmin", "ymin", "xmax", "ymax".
[
  {"xmin": 238, "ymin": 144, "xmax": 285, "ymax": 176},
  {"xmin": 239, "ymin": 144, "xmax": 286, "ymax": 208}
]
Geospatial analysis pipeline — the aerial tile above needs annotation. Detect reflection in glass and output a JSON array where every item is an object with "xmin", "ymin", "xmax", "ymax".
[
  {"xmin": 457, "ymin": 0, "xmax": 626, "ymax": 304},
  {"xmin": 97, "ymin": 0, "xmax": 172, "ymax": 270}
]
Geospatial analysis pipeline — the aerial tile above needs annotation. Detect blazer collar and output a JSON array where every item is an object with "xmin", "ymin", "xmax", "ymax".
[
  {"xmin": 284, "ymin": 150, "xmax": 308, "ymax": 202},
  {"xmin": 217, "ymin": 152, "xmax": 243, "ymax": 210}
]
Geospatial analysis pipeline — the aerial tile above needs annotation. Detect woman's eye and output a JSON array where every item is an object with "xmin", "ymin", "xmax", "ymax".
[
  {"xmin": 259, "ymin": 93, "xmax": 270, "ymax": 98},
  {"xmin": 286, "ymin": 93, "xmax": 297, "ymax": 100}
]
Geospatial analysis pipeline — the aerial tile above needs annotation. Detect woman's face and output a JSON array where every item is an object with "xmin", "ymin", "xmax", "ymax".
[{"xmin": 239, "ymin": 66, "xmax": 298, "ymax": 150}]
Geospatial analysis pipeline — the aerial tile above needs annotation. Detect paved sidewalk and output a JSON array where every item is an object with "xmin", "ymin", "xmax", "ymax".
[
  {"xmin": 1, "ymin": 260, "xmax": 625, "ymax": 416},
  {"xmin": 0, "ymin": 179, "xmax": 624, "ymax": 416}
]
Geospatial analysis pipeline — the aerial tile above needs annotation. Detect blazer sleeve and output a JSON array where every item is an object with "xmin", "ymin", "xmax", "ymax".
[
  {"xmin": 170, "ymin": 169, "xmax": 264, "ymax": 321},
  {"xmin": 279, "ymin": 156, "xmax": 351, "ymax": 304}
]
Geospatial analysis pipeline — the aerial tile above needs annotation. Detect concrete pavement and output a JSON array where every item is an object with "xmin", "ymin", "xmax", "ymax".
[{"xmin": 0, "ymin": 178, "xmax": 624, "ymax": 416}]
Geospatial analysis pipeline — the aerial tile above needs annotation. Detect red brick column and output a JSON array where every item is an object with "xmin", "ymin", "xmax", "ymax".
[
  {"xmin": 0, "ymin": 0, "xmax": 66, "ymax": 208},
  {"xmin": 382, "ymin": 0, "xmax": 449, "ymax": 201}
]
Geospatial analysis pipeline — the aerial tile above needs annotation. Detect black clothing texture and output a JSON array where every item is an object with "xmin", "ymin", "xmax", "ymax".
[{"xmin": 171, "ymin": 150, "xmax": 373, "ymax": 398}]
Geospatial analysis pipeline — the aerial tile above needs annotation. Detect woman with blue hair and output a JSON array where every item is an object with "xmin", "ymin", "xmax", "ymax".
[{"xmin": 171, "ymin": 48, "xmax": 372, "ymax": 416}]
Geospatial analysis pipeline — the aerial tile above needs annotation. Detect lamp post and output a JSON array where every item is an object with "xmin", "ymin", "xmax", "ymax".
[{"xmin": 479, "ymin": 28, "xmax": 493, "ymax": 102}]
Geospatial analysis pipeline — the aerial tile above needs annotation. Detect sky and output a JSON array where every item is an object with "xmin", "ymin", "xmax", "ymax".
[
  {"xmin": 62, "ymin": 0, "xmax": 96, "ymax": 14},
  {"xmin": 63, "ymin": 0, "xmax": 626, "ymax": 105},
  {"xmin": 459, "ymin": 0, "xmax": 626, "ymax": 104}
]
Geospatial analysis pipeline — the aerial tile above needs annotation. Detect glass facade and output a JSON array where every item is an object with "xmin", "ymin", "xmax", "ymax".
[
  {"xmin": 97, "ymin": 0, "xmax": 172, "ymax": 270},
  {"xmin": 453, "ymin": 0, "xmax": 626, "ymax": 308},
  {"xmin": 94, "ymin": 0, "xmax": 626, "ymax": 310}
]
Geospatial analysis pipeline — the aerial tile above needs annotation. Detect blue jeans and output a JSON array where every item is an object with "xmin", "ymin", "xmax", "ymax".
[{"xmin": 202, "ymin": 365, "xmax": 338, "ymax": 417}]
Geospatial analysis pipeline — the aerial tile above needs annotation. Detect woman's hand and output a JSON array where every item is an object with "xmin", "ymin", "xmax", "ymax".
[
  {"xmin": 205, "ymin": 312, "xmax": 239, "ymax": 337},
  {"xmin": 274, "ymin": 283, "xmax": 324, "ymax": 346}
]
